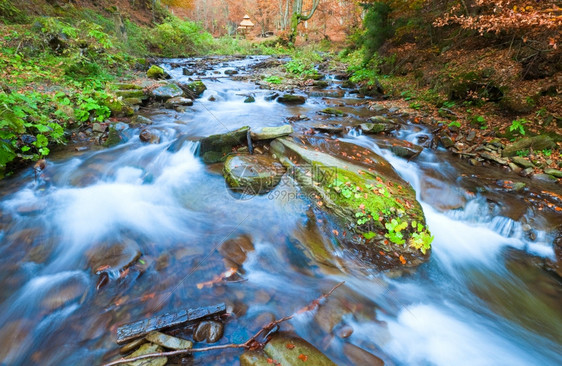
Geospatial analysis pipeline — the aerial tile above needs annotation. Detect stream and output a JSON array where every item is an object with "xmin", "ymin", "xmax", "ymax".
[{"xmin": 0, "ymin": 56, "xmax": 561, "ymax": 366}]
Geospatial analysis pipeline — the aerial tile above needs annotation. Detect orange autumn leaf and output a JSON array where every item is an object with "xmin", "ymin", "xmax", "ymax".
[
  {"xmin": 286, "ymin": 343, "xmax": 296, "ymax": 349},
  {"xmin": 298, "ymin": 354, "xmax": 308, "ymax": 361},
  {"xmin": 332, "ymin": 229, "xmax": 339, "ymax": 236},
  {"xmin": 399, "ymin": 255, "xmax": 406, "ymax": 265}
]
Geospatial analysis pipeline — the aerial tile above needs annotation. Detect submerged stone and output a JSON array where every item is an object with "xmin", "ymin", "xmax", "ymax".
[{"xmin": 193, "ymin": 320, "xmax": 224, "ymax": 343}]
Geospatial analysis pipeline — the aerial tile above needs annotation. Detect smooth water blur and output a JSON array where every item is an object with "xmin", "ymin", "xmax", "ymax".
[{"xmin": 0, "ymin": 57, "xmax": 560, "ymax": 366}]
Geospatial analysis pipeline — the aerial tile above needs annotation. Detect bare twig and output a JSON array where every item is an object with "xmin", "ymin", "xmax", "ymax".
[{"xmin": 102, "ymin": 281, "xmax": 345, "ymax": 366}]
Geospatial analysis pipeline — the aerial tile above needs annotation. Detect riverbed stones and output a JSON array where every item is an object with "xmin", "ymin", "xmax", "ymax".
[
  {"xmin": 223, "ymin": 154, "xmax": 286, "ymax": 194},
  {"xmin": 251, "ymin": 125, "xmax": 293, "ymax": 140},
  {"xmin": 308, "ymin": 89, "xmax": 345, "ymax": 98},
  {"xmin": 511, "ymin": 156, "xmax": 534, "ymax": 168},
  {"xmin": 86, "ymin": 239, "xmax": 141, "ymax": 274},
  {"xmin": 193, "ymin": 320, "xmax": 224, "ymax": 343},
  {"xmin": 544, "ymin": 168, "xmax": 562, "ymax": 178},
  {"xmin": 139, "ymin": 128, "xmax": 160, "ymax": 144},
  {"xmin": 151, "ymin": 83, "xmax": 184, "ymax": 101},
  {"xmin": 145, "ymin": 331, "xmax": 193, "ymax": 350},
  {"xmin": 374, "ymin": 137, "xmax": 423, "ymax": 159},
  {"xmin": 218, "ymin": 234, "xmax": 254, "ymax": 269},
  {"xmin": 271, "ymin": 136, "xmax": 431, "ymax": 269},
  {"xmin": 502, "ymin": 135, "xmax": 557, "ymax": 157},
  {"xmin": 244, "ymin": 95, "xmax": 256, "ymax": 103},
  {"xmin": 40, "ymin": 273, "xmax": 89, "ymax": 311},
  {"xmin": 264, "ymin": 92, "xmax": 279, "ymax": 101},
  {"xmin": 224, "ymin": 69, "xmax": 238, "ymax": 75},
  {"xmin": 343, "ymin": 344, "xmax": 385, "ymax": 366},
  {"xmin": 277, "ymin": 94, "xmax": 306, "ymax": 105},
  {"xmin": 198, "ymin": 126, "xmax": 250, "ymax": 164},
  {"xmin": 125, "ymin": 343, "xmax": 167, "ymax": 366}
]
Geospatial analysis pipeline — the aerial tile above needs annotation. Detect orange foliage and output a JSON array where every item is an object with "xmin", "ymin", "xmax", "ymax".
[{"xmin": 434, "ymin": 1, "xmax": 562, "ymax": 48}]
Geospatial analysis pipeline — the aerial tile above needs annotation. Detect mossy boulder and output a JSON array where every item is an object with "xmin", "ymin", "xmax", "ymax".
[
  {"xmin": 502, "ymin": 135, "xmax": 556, "ymax": 157},
  {"xmin": 223, "ymin": 155, "xmax": 286, "ymax": 195},
  {"xmin": 115, "ymin": 89, "xmax": 146, "ymax": 99},
  {"xmin": 240, "ymin": 333, "xmax": 336, "ymax": 366},
  {"xmin": 277, "ymin": 94, "xmax": 306, "ymax": 105},
  {"xmin": 198, "ymin": 126, "xmax": 250, "ymax": 164},
  {"xmin": 181, "ymin": 80, "xmax": 207, "ymax": 98},
  {"xmin": 146, "ymin": 65, "xmax": 167, "ymax": 79},
  {"xmin": 271, "ymin": 136, "xmax": 432, "ymax": 269},
  {"xmin": 151, "ymin": 83, "xmax": 184, "ymax": 101}
]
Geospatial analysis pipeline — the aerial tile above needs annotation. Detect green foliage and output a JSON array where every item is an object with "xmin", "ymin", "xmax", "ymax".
[
  {"xmin": 362, "ymin": 2, "xmax": 394, "ymax": 61},
  {"xmin": 470, "ymin": 115, "xmax": 487, "ymax": 129},
  {"xmin": 0, "ymin": 0, "xmax": 27, "ymax": 24},
  {"xmin": 515, "ymin": 149, "xmax": 530, "ymax": 157},
  {"xmin": 509, "ymin": 118, "xmax": 528, "ymax": 136},
  {"xmin": 448, "ymin": 121, "xmax": 461, "ymax": 128},
  {"xmin": 327, "ymin": 176, "xmax": 433, "ymax": 254},
  {"xmin": 265, "ymin": 76, "xmax": 282, "ymax": 84},
  {"xmin": 540, "ymin": 149, "xmax": 552, "ymax": 157},
  {"xmin": 148, "ymin": 18, "xmax": 214, "ymax": 57},
  {"xmin": 284, "ymin": 59, "xmax": 317, "ymax": 77}
]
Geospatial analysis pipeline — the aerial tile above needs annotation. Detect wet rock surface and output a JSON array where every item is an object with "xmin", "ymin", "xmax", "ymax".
[
  {"xmin": 193, "ymin": 320, "xmax": 224, "ymax": 343},
  {"xmin": 271, "ymin": 136, "xmax": 431, "ymax": 269},
  {"xmin": 223, "ymin": 154, "xmax": 286, "ymax": 195},
  {"xmin": 198, "ymin": 126, "xmax": 250, "ymax": 164}
]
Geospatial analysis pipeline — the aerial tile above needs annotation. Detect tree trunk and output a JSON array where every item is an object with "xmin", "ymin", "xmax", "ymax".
[{"xmin": 289, "ymin": 0, "xmax": 320, "ymax": 44}]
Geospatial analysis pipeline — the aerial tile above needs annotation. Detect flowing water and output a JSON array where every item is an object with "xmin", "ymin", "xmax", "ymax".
[{"xmin": 0, "ymin": 56, "xmax": 561, "ymax": 365}]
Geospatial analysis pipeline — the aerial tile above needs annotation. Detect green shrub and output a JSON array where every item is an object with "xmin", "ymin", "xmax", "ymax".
[
  {"xmin": 362, "ymin": 2, "xmax": 394, "ymax": 61},
  {"xmin": 148, "ymin": 18, "xmax": 214, "ymax": 57}
]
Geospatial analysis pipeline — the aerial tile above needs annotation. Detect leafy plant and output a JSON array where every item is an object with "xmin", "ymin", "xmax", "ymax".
[
  {"xmin": 264, "ymin": 75, "xmax": 282, "ymax": 84},
  {"xmin": 509, "ymin": 118, "xmax": 528, "ymax": 135},
  {"xmin": 448, "ymin": 121, "xmax": 461, "ymax": 128},
  {"xmin": 515, "ymin": 149, "xmax": 530, "ymax": 157},
  {"xmin": 284, "ymin": 59, "xmax": 316, "ymax": 77},
  {"xmin": 541, "ymin": 149, "xmax": 552, "ymax": 157}
]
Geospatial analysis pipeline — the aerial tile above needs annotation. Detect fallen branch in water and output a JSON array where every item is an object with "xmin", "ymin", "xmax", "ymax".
[{"xmin": 102, "ymin": 281, "xmax": 345, "ymax": 366}]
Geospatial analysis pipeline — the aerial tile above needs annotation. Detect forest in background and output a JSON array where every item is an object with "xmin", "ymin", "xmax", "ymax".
[{"xmin": 0, "ymin": 0, "xmax": 561, "ymax": 176}]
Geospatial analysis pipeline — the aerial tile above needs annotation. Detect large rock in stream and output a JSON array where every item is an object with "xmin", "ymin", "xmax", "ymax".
[
  {"xmin": 198, "ymin": 126, "xmax": 250, "ymax": 164},
  {"xmin": 223, "ymin": 154, "xmax": 286, "ymax": 195},
  {"xmin": 240, "ymin": 333, "xmax": 336, "ymax": 366},
  {"xmin": 271, "ymin": 136, "xmax": 432, "ymax": 269}
]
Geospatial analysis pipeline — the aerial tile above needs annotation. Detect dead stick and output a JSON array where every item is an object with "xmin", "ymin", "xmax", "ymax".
[{"xmin": 102, "ymin": 281, "xmax": 344, "ymax": 366}]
